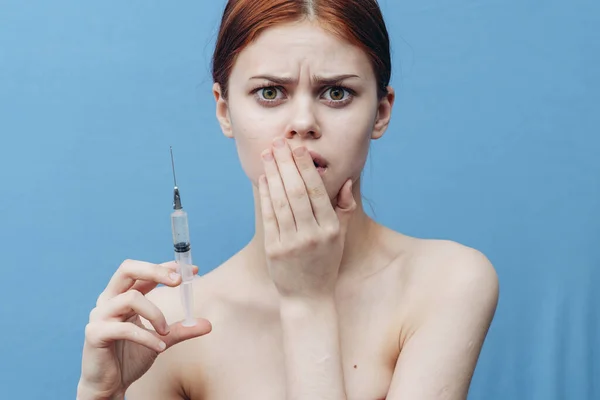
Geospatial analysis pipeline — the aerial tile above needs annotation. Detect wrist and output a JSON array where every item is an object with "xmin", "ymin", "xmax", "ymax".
[
  {"xmin": 77, "ymin": 380, "xmax": 124, "ymax": 400},
  {"xmin": 279, "ymin": 295, "xmax": 337, "ymax": 319}
]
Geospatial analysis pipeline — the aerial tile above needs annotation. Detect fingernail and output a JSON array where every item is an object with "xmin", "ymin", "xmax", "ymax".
[
  {"xmin": 169, "ymin": 272, "xmax": 180, "ymax": 282},
  {"xmin": 262, "ymin": 151, "xmax": 274, "ymax": 161},
  {"xmin": 158, "ymin": 341, "xmax": 166, "ymax": 351},
  {"xmin": 273, "ymin": 138, "xmax": 285, "ymax": 148},
  {"xmin": 293, "ymin": 146, "xmax": 307, "ymax": 156}
]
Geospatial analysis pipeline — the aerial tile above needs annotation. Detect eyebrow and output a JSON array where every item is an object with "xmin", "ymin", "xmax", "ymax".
[{"xmin": 249, "ymin": 74, "xmax": 360, "ymax": 86}]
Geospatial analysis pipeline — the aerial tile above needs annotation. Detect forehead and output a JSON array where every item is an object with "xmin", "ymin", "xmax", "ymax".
[{"xmin": 230, "ymin": 20, "xmax": 373, "ymax": 80}]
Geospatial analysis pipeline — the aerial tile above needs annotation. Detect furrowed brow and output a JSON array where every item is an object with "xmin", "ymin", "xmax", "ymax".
[
  {"xmin": 249, "ymin": 75, "xmax": 296, "ymax": 85},
  {"xmin": 311, "ymin": 74, "xmax": 360, "ymax": 86},
  {"xmin": 249, "ymin": 74, "xmax": 360, "ymax": 86}
]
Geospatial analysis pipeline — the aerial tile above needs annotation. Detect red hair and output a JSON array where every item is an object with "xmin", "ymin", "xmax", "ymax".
[{"xmin": 211, "ymin": 0, "xmax": 391, "ymax": 100}]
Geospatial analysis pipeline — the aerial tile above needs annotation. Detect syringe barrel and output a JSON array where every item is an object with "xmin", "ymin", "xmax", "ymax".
[
  {"xmin": 171, "ymin": 209, "xmax": 194, "ymax": 281},
  {"xmin": 171, "ymin": 209, "xmax": 190, "ymax": 247}
]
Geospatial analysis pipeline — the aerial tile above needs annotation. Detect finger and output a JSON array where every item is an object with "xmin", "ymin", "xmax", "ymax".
[
  {"xmin": 271, "ymin": 138, "xmax": 316, "ymax": 230},
  {"xmin": 334, "ymin": 179, "xmax": 357, "ymax": 234},
  {"xmin": 131, "ymin": 263, "xmax": 199, "ymax": 295},
  {"xmin": 98, "ymin": 260, "xmax": 181, "ymax": 305},
  {"xmin": 85, "ymin": 321, "xmax": 167, "ymax": 353},
  {"xmin": 262, "ymin": 147, "xmax": 296, "ymax": 236},
  {"xmin": 291, "ymin": 145, "xmax": 337, "ymax": 226},
  {"xmin": 258, "ymin": 174, "xmax": 280, "ymax": 243},
  {"xmin": 160, "ymin": 318, "xmax": 213, "ymax": 349},
  {"xmin": 90, "ymin": 290, "xmax": 170, "ymax": 336}
]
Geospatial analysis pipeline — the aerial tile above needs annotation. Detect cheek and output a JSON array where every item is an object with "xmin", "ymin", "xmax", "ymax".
[
  {"xmin": 327, "ymin": 112, "xmax": 373, "ymax": 169},
  {"xmin": 319, "ymin": 120, "xmax": 373, "ymax": 200},
  {"xmin": 230, "ymin": 108, "xmax": 284, "ymax": 184},
  {"xmin": 235, "ymin": 142, "xmax": 269, "ymax": 185}
]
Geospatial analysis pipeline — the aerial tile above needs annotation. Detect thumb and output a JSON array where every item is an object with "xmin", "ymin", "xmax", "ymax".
[
  {"xmin": 159, "ymin": 318, "xmax": 212, "ymax": 349},
  {"xmin": 334, "ymin": 179, "xmax": 357, "ymax": 228}
]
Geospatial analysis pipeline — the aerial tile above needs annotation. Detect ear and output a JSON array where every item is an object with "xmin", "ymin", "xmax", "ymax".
[
  {"xmin": 213, "ymin": 82, "xmax": 233, "ymax": 138},
  {"xmin": 371, "ymin": 86, "xmax": 395, "ymax": 140}
]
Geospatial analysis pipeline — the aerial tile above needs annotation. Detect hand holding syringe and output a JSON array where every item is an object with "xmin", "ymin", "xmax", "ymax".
[
  {"xmin": 169, "ymin": 146, "xmax": 197, "ymax": 327},
  {"xmin": 77, "ymin": 149, "xmax": 210, "ymax": 398}
]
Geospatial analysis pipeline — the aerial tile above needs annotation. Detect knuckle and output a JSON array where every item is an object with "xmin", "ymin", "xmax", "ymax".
[
  {"xmin": 283, "ymin": 243, "xmax": 301, "ymax": 257},
  {"xmin": 323, "ymin": 225, "xmax": 340, "ymax": 241},
  {"xmin": 266, "ymin": 170, "xmax": 279, "ymax": 181},
  {"xmin": 84, "ymin": 323, "xmax": 101, "ymax": 346},
  {"xmin": 88, "ymin": 307, "xmax": 100, "ymax": 322},
  {"xmin": 272, "ymin": 198, "xmax": 289, "ymax": 212},
  {"xmin": 265, "ymin": 247, "xmax": 278, "ymax": 260},
  {"xmin": 153, "ymin": 264, "xmax": 168, "ymax": 279},
  {"xmin": 288, "ymin": 185, "xmax": 307, "ymax": 199},
  {"xmin": 95, "ymin": 292, "xmax": 106, "ymax": 307},
  {"xmin": 300, "ymin": 235, "xmax": 319, "ymax": 249},
  {"xmin": 118, "ymin": 259, "xmax": 143, "ymax": 278},
  {"xmin": 307, "ymin": 185, "xmax": 327, "ymax": 198},
  {"xmin": 126, "ymin": 289, "xmax": 143, "ymax": 303},
  {"xmin": 265, "ymin": 245, "xmax": 284, "ymax": 260}
]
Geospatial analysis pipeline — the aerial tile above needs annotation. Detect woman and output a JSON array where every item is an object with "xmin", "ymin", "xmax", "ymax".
[{"xmin": 77, "ymin": 1, "xmax": 499, "ymax": 399}]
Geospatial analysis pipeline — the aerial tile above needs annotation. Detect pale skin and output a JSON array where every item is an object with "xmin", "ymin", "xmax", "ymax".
[{"xmin": 78, "ymin": 19, "xmax": 499, "ymax": 400}]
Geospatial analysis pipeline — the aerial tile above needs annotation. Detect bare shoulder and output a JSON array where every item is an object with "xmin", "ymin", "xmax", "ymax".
[
  {"xmin": 420, "ymin": 239, "xmax": 497, "ymax": 297},
  {"xmin": 381, "ymin": 234, "xmax": 500, "ymax": 398},
  {"xmin": 389, "ymin": 233, "xmax": 500, "ymax": 340},
  {"xmin": 407, "ymin": 238, "xmax": 498, "ymax": 287},
  {"xmin": 399, "ymin": 236, "xmax": 499, "ymax": 305},
  {"xmin": 377, "ymin": 226, "xmax": 498, "ymax": 292}
]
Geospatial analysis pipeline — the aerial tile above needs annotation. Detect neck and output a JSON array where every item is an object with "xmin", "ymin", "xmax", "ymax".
[{"xmin": 244, "ymin": 176, "xmax": 380, "ymax": 284}]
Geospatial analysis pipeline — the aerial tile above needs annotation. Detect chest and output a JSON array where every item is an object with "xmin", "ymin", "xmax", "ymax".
[{"xmin": 186, "ymin": 283, "xmax": 402, "ymax": 400}]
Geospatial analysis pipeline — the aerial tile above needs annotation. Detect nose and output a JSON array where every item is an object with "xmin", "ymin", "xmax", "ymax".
[{"xmin": 284, "ymin": 98, "xmax": 321, "ymax": 140}]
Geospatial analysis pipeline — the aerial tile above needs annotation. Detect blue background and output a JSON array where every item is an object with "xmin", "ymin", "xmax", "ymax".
[{"xmin": 0, "ymin": 0, "xmax": 598, "ymax": 398}]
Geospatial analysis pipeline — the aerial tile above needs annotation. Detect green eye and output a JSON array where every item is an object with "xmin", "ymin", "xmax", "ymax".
[{"xmin": 261, "ymin": 87, "xmax": 278, "ymax": 100}]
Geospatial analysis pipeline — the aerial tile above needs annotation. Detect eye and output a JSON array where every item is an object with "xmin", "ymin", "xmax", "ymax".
[
  {"xmin": 261, "ymin": 87, "xmax": 279, "ymax": 100},
  {"xmin": 328, "ymin": 87, "xmax": 346, "ymax": 101},
  {"xmin": 322, "ymin": 86, "xmax": 354, "ymax": 105},
  {"xmin": 254, "ymin": 86, "xmax": 285, "ymax": 104}
]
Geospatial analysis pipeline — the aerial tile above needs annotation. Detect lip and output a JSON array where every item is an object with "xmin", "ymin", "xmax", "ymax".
[{"xmin": 307, "ymin": 150, "xmax": 329, "ymax": 169}]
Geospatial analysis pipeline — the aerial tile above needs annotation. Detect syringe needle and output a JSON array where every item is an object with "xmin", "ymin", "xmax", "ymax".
[
  {"xmin": 170, "ymin": 145, "xmax": 178, "ymax": 188},
  {"xmin": 170, "ymin": 146, "xmax": 182, "ymax": 210}
]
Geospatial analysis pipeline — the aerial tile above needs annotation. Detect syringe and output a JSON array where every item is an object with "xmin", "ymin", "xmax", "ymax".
[{"xmin": 169, "ymin": 146, "xmax": 196, "ymax": 327}]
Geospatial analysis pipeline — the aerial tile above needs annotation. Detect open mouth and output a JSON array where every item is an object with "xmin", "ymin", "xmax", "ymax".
[{"xmin": 309, "ymin": 151, "xmax": 328, "ymax": 175}]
